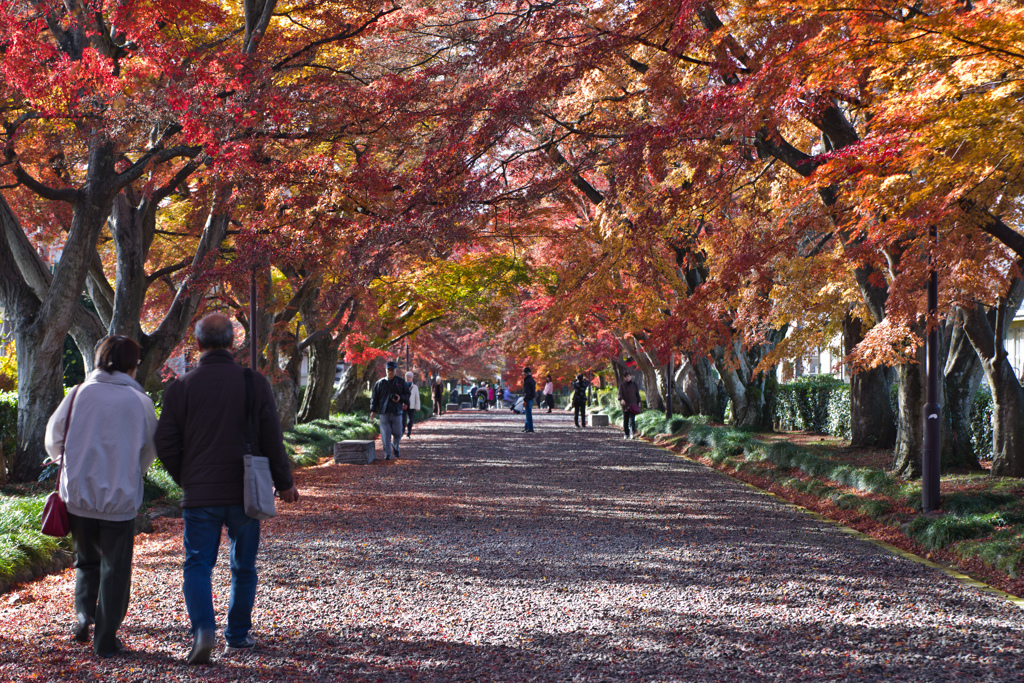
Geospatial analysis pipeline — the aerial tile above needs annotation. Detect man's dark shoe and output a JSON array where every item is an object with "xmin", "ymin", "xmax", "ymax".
[
  {"xmin": 224, "ymin": 634, "xmax": 256, "ymax": 654},
  {"xmin": 96, "ymin": 638, "xmax": 124, "ymax": 659},
  {"xmin": 72, "ymin": 614, "xmax": 93, "ymax": 643},
  {"xmin": 187, "ymin": 629, "xmax": 215, "ymax": 665}
]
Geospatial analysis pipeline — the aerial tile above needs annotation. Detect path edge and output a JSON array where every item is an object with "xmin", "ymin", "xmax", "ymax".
[{"xmin": 658, "ymin": 442, "xmax": 1024, "ymax": 612}]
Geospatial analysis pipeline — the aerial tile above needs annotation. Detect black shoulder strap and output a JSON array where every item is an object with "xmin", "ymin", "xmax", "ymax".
[{"xmin": 243, "ymin": 369, "xmax": 260, "ymax": 456}]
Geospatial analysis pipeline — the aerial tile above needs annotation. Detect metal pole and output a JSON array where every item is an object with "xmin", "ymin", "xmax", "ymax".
[
  {"xmin": 249, "ymin": 268, "xmax": 258, "ymax": 370},
  {"xmin": 922, "ymin": 226, "xmax": 941, "ymax": 512},
  {"xmin": 666, "ymin": 354, "xmax": 673, "ymax": 419}
]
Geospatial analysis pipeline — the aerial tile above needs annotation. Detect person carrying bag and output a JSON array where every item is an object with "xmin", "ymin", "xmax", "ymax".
[
  {"xmin": 44, "ymin": 335, "xmax": 158, "ymax": 658},
  {"xmin": 243, "ymin": 369, "xmax": 276, "ymax": 520}
]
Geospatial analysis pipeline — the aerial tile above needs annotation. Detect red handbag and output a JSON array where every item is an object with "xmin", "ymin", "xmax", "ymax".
[{"xmin": 41, "ymin": 387, "xmax": 79, "ymax": 538}]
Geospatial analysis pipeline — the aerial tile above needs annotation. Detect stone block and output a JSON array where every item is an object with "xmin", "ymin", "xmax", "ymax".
[
  {"xmin": 334, "ymin": 440, "xmax": 376, "ymax": 464},
  {"xmin": 589, "ymin": 413, "xmax": 610, "ymax": 426},
  {"xmin": 446, "ymin": 403, "xmax": 460, "ymax": 411},
  {"xmin": 460, "ymin": 402, "xmax": 472, "ymax": 409}
]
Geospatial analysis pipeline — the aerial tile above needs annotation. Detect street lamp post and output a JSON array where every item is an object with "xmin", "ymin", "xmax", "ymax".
[
  {"xmin": 249, "ymin": 268, "xmax": 258, "ymax": 370},
  {"xmin": 666, "ymin": 353, "xmax": 673, "ymax": 419},
  {"xmin": 922, "ymin": 226, "xmax": 941, "ymax": 512}
]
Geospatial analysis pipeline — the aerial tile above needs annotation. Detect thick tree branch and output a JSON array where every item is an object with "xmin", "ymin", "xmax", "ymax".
[
  {"xmin": 13, "ymin": 165, "xmax": 80, "ymax": 203},
  {"xmin": 386, "ymin": 315, "xmax": 445, "ymax": 347}
]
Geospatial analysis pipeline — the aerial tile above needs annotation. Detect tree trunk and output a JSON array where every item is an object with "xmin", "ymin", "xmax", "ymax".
[
  {"xmin": 843, "ymin": 315, "xmax": 897, "ymax": 448},
  {"xmin": 1, "ymin": 141, "xmax": 119, "ymax": 480},
  {"xmin": 688, "ymin": 354, "xmax": 727, "ymax": 421},
  {"xmin": 960, "ymin": 278, "xmax": 1024, "ymax": 477},
  {"xmin": 334, "ymin": 362, "xmax": 368, "ymax": 413},
  {"xmin": 892, "ymin": 352, "xmax": 927, "ymax": 478},
  {"xmin": 297, "ymin": 334, "xmax": 338, "ymax": 423},
  {"xmin": 941, "ymin": 313, "xmax": 984, "ymax": 472},
  {"xmin": 671, "ymin": 360, "xmax": 697, "ymax": 416},
  {"xmin": 712, "ymin": 336, "xmax": 780, "ymax": 430},
  {"xmin": 12, "ymin": 326, "xmax": 68, "ymax": 481}
]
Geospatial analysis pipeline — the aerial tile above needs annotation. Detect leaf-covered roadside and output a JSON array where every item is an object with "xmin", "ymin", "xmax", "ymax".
[
  {"xmin": 622, "ymin": 411, "xmax": 1024, "ymax": 599},
  {"xmin": 0, "ymin": 412, "xmax": 384, "ymax": 594}
]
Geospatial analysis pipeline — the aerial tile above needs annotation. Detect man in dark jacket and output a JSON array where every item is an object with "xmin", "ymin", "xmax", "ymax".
[
  {"xmin": 370, "ymin": 360, "xmax": 409, "ymax": 459},
  {"xmin": 618, "ymin": 370, "xmax": 642, "ymax": 439},
  {"xmin": 571, "ymin": 373, "xmax": 589, "ymax": 428},
  {"xmin": 432, "ymin": 379, "xmax": 444, "ymax": 415},
  {"xmin": 522, "ymin": 366, "xmax": 536, "ymax": 433},
  {"xmin": 155, "ymin": 313, "xmax": 299, "ymax": 665}
]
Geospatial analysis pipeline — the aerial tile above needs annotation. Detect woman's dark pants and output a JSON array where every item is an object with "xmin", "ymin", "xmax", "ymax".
[{"xmin": 69, "ymin": 513, "xmax": 136, "ymax": 655}]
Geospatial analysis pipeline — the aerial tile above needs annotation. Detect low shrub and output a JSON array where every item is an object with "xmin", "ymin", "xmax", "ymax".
[
  {"xmin": 941, "ymin": 490, "xmax": 1017, "ymax": 516},
  {"xmin": 907, "ymin": 513, "xmax": 996, "ymax": 550},
  {"xmin": 285, "ymin": 414, "xmax": 379, "ymax": 466},
  {"xmin": 142, "ymin": 462, "xmax": 182, "ymax": 508},
  {"xmin": 0, "ymin": 495, "xmax": 71, "ymax": 590},
  {"xmin": 959, "ymin": 537, "xmax": 1024, "ymax": 579}
]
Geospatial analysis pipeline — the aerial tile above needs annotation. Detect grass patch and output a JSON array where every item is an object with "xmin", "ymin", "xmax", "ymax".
[
  {"xmin": 907, "ymin": 514, "xmax": 997, "ymax": 550},
  {"xmin": 959, "ymin": 536, "xmax": 1024, "ymax": 578},
  {"xmin": 0, "ymin": 495, "xmax": 72, "ymax": 590},
  {"xmin": 284, "ymin": 413, "xmax": 379, "ymax": 466},
  {"xmin": 663, "ymin": 420, "xmax": 1024, "ymax": 589}
]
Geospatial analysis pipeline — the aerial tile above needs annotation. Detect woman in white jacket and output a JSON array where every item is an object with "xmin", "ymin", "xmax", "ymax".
[
  {"xmin": 404, "ymin": 371, "xmax": 421, "ymax": 438},
  {"xmin": 45, "ymin": 335, "xmax": 157, "ymax": 658}
]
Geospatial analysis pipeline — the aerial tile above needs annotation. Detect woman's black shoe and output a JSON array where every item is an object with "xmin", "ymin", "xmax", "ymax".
[
  {"xmin": 72, "ymin": 614, "xmax": 93, "ymax": 643},
  {"xmin": 97, "ymin": 638, "xmax": 125, "ymax": 659}
]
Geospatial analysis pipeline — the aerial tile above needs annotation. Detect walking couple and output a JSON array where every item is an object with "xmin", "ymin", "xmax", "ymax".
[{"xmin": 46, "ymin": 314, "xmax": 299, "ymax": 663}]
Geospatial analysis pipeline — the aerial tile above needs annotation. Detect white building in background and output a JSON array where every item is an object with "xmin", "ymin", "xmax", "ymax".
[
  {"xmin": 1008, "ymin": 311, "xmax": 1024, "ymax": 379},
  {"xmin": 783, "ymin": 310, "xmax": 1024, "ymax": 384}
]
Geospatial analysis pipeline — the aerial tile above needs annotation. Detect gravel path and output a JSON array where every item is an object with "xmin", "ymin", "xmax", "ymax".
[{"xmin": 4, "ymin": 410, "xmax": 1024, "ymax": 682}]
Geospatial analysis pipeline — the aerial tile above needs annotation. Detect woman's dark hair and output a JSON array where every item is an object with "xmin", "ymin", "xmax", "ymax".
[{"xmin": 94, "ymin": 335, "xmax": 141, "ymax": 374}]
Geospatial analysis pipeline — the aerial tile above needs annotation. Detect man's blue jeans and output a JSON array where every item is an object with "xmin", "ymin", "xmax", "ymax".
[
  {"xmin": 379, "ymin": 412, "xmax": 403, "ymax": 458},
  {"xmin": 182, "ymin": 506, "xmax": 260, "ymax": 646},
  {"xmin": 524, "ymin": 400, "xmax": 534, "ymax": 431}
]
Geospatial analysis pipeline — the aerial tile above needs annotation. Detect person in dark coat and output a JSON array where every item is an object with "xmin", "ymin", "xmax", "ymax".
[
  {"xmin": 155, "ymin": 314, "xmax": 299, "ymax": 665},
  {"xmin": 522, "ymin": 367, "xmax": 536, "ymax": 432},
  {"xmin": 618, "ymin": 370, "xmax": 642, "ymax": 439},
  {"xmin": 432, "ymin": 379, "xmax": 444, "ymax": 415},
  {"xmin": 571, "ymin": 373, "xmax": 589, "ymax": 428},
  {"xmin": 370, "ymin": 360, "xmax": 410, "ymax": 459}
]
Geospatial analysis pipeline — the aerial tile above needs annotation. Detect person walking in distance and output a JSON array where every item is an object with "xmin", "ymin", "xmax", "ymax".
[
  {"xmin": 370, "ymin": 360, "xmax": 409, "ymax": 459},
  {"xmin": 45, "ymin": 335, "xmax": 158, "ymax": 658},
  {"xmin": 543, "ymin": 375, "xmax": 555, "ymax": 413},
  {"xmin": 571, "ymin": 373, "xmax": 589, "ymax": 428},
  {"xmin": 522, "ymin": 367, "xmax": 536, "ymax": 433},
  {"xmin": 155, "ymin": 314, "xmax": 300, "ymax": 665},
  {"xmin": 618, "ymin": 370, "xmax": 641, "ymax": 439},
  {"xmin": 432, "ymin": 378, "xmax": 444, "ymax": 416},
  {"xmin": 404, "ymin": 371, "xmax": 420, "ymax": 437}
]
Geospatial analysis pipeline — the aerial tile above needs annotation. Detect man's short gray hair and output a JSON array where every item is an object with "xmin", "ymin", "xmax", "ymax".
[{"xmin": 195, "ymin": 313, "xmax": 234, "ymax": 350}]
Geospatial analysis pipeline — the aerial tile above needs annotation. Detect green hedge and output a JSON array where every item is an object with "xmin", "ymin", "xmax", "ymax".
[
  {"xmin": 774, "ymin": 375, "xmax": 849, "ymax": 437},
  {"xmin": 970, "ymin": 389, "xmax": 994, "ymax": 459},
  {"xmin": 0, "ymin": 391, "xmax": 16, "ymax": 464}
]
